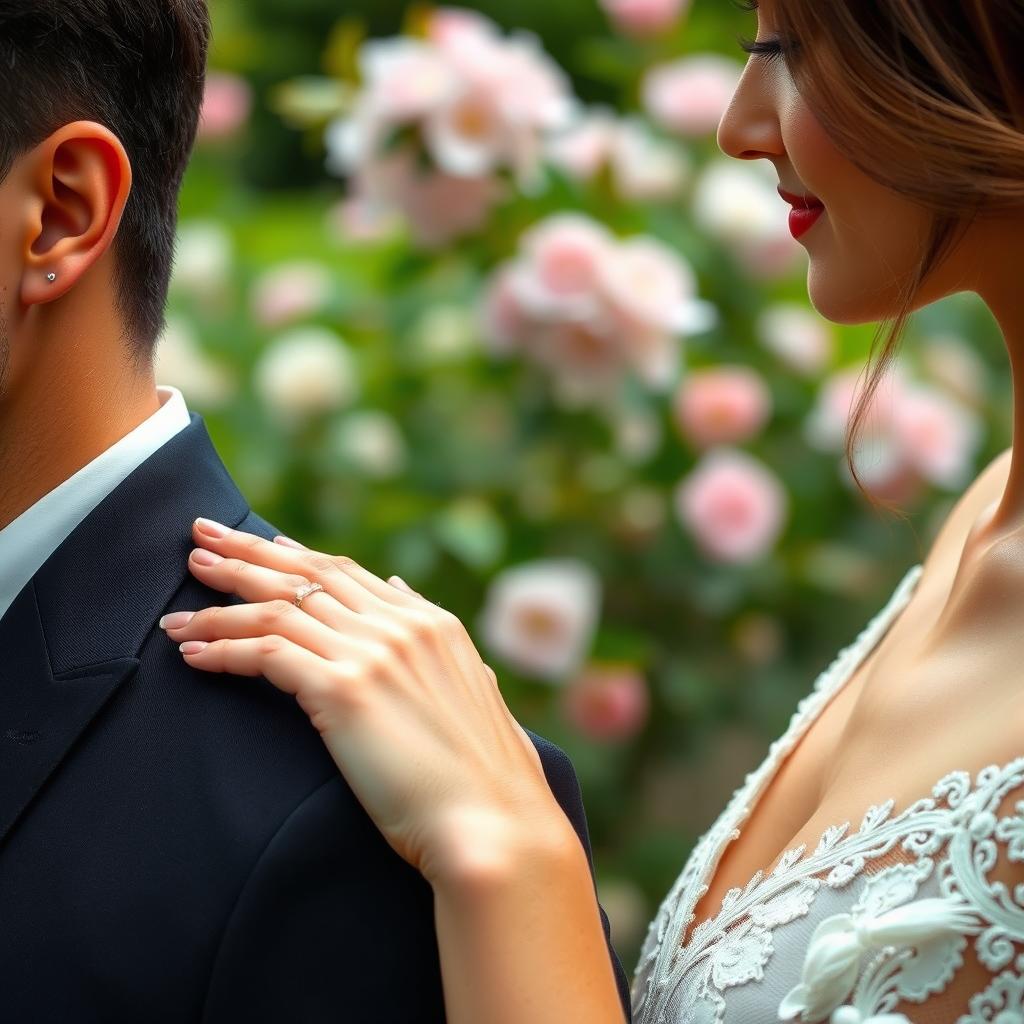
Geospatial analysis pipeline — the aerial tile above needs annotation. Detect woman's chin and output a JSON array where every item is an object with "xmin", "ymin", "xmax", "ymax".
[{"xmin": 806, "ymin": 269, "xmax": 895, "ymax": 327}]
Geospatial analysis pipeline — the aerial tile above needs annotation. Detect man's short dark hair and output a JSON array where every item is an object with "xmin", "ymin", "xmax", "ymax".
[{"xmin": 0, "ymin": 1, "xmax": 211, "ymax": 365}]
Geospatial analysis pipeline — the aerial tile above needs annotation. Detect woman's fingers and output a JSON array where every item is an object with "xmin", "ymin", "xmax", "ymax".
[
  {"xmin": 388, "ymin": 575, "xmax": 422, "ymax": 598},
  {"xmin": 192, "ymin": 518, "xmax": 420, "ymax": 611},
  {"xmin": 186, "ymin": 547, "xmax": 358, "ymax": 629},
  {"xmin": 171, "ymin": 525, "xmax": 569, "ymax": 879},
  {"xmin": 162, "ymin": 599, "xmax": 350, "ymax": 661},
  {"xmin": 177, "ymin": 632, "xmax": 334, "ymax": 702}
]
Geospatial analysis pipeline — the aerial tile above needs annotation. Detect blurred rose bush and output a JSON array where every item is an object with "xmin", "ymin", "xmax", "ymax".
[
  {"xmin": 322, "ymin": 9, "xmax": 575, "ymax": 246},
  {"xmin": 168, "ymin": 0, "xmax": 1006, "ymax": 970},
  {"xmin": 481, "ymin": 213, "xmax": 716, "ymax": 406}
]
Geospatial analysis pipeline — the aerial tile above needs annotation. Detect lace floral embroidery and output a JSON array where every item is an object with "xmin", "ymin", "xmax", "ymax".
[
  {"xmin": 633, "ymin": 565, "xmax": 926, "ymax": 1021},
  {"xmin": 633, "ymin": 758, "xmax": 1024, "ymax": 1024}
]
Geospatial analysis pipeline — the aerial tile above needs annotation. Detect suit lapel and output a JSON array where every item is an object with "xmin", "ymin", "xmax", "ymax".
[
  {"xmin": 0, "ymin": 412, "xmax": 251, "ymax": 849},
  {"xmin": 0, "ymin": 583, "xmax": 139, "ymax": 845}
]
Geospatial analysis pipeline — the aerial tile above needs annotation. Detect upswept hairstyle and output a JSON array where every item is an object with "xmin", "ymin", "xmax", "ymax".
[
  {"xmin": 760, "ymin": 0, "xmax": 1024, "ymax": 507},
  {"xmin": 0, "ymin": 1, "xmax": 211, "ymax": 366}
]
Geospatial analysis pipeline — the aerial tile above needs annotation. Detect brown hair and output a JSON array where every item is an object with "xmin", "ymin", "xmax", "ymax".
[
  {"xmin": 0, "ymin": 1, "xmax": 211, "ymax": 366},
  {"xmin": 767, "ymin": 0, "xmax": 1024, "ymax": 510}
]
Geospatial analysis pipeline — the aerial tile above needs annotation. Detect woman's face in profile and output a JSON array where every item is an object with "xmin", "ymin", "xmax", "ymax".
[{"xmin": 715, "ymin": 0, "xmax": 968, "ymax": 326}]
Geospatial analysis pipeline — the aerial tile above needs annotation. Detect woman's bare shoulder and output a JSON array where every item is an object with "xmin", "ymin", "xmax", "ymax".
[
  {"xmin": 920, "ymin": 446, "xmax": 1012, "ymax": 572},
  {"xmin": 961, "ymin": 446, "xmax": 1013, "ymax": 514}
]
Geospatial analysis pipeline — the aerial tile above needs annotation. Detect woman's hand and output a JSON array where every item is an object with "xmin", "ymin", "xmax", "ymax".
[{"xmin": 159, "ymin": 517, "xmax": 576, "ymax": 887}]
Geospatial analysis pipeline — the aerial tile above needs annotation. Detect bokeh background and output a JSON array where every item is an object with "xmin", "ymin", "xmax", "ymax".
[{"xmin": 164, "ymin": 0, "xmax": 1011, "ymax": 973}]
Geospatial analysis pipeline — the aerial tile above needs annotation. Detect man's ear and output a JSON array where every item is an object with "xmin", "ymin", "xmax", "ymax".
[{"xmin": 19, "ymin": 120, "xmax": 132, "ymax": 309}]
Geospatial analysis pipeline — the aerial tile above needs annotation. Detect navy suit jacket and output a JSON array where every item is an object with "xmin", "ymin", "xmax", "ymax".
[{"xmin": 0, "ymin": 411, "xmax": 631, "ymax": 1022}]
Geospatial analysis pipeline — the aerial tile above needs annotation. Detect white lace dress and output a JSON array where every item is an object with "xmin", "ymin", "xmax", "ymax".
[{"xmin": 631, "ymin": 563, "xmax": 1024, "ymax": 1024}]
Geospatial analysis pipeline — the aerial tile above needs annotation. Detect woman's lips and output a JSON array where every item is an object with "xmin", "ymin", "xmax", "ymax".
[
  {"xmin": 778, "ymin": 187, "xmax": 825, "ymax": 240},
  {"xmin": 787, "ymin": 205, "xmax": 825, "ymax": 239}
]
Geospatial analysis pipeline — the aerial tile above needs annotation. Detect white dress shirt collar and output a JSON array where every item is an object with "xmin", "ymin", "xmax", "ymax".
[{"xmin": 0, "ymin": 384, "xmax": 192, "ymax": 623}]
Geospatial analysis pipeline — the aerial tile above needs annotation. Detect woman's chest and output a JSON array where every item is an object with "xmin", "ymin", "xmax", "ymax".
[
  {"xmin": 682, "ymin": 597, "xmax": 1024, "ymax": 950},
  {"xmin": 681, "ymin": 648, "xmax": 876, "ymax": 947}
]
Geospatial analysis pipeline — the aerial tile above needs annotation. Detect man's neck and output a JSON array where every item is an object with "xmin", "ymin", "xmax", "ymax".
[{"xmin": 0, "ymin": 370, "xmax": 161, "ymax": 533}]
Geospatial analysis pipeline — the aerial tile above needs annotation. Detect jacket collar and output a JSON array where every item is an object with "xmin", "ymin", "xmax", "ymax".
[{"xmin": 0, "ymin": 412, "xmax": 251, "ymax": 846}]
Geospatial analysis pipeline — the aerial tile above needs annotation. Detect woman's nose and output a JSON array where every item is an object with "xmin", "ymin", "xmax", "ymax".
[{"xmin": 716, "ymin": 69, "xmax": 784, "ymax": 162}]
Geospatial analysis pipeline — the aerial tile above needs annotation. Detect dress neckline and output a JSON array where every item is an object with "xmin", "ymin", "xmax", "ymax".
[
  {"xmin": 628, "ymin": 561, "xmax": 1024, "ymax": 1024},
  {"xmin": 677, "ymin": 562, "xmax": 925, "ymax": 951}
]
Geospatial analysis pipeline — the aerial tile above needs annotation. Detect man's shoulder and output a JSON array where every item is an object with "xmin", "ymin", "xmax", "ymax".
[
  {"xmin": 143, "ymin": 510, "xmax": 347, "ymax": 839},
  {"xmin": 235, "ymin": 509, "xmax": 284, "ymax": 541},
  {"xmin": 159, "ymin": 510, "xmax": 593, "ymax": 856}
]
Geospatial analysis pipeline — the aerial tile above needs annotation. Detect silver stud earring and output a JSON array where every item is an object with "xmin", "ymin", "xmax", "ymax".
[{"xmin": 46, "ymin": 272, "xmax": 56, "ymax": 282}]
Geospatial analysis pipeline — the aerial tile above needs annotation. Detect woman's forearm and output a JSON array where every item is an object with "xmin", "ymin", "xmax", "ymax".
[{"xmin": 430, "ymin": 812, "xmax": 626, "ymax": 1024}]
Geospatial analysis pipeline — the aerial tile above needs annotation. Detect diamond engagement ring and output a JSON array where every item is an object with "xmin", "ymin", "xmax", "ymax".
[{"xmin": 294, "ymin": 581, "xmax": 324, "ymax": 608}]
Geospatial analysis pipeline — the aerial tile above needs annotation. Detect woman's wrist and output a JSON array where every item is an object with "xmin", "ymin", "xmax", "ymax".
[
  {"xmin": 427, "ymin": 806, "xmax": 624, "ymax": 1024},
  {"xmin": 423, "ymin": 803, "xmax": 584, "ymax": 894}
]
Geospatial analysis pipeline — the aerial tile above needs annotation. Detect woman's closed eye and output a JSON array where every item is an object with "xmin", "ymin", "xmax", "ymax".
[
  {"xmin": 731, "ymin": 0, "xmax": 797, "ymax": 67},
  {"xmin": 736, "ymin": 36, "xmax": 788, "ymax": 66}
]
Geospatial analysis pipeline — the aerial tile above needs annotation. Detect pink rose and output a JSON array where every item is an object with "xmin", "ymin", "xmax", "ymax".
[
  {"xmin": 397, "ymin": 171, "xmax": 506, "ymax": 249},
  {"xmin": 492, "ymin": 37, "xmax": 576, "ymax": 134},
  {"xmin": 533, "ymin": 319, "xmax": 626, "ymax": 407},
  {"xmin": 479, "ymin": 213, "xmax": 713, "ymax": 406},
  {"xmin": 546, "ymin": 109, "xmax": 619, "ymax": 181},
  {"xmin": 600, "ymin": 0, "xmax": 691, "ymax": 37},
  {"xmin": 198, "ymin": 71, "xmax": 253, "ymax": 141},
  {"xmin": 480, "ymin": 265, "xmax": 533, "ymax": 355},
  {"xmin": 921, "ymin": 333, "xmax": 988, "ymax": 408},
  {"xmin": 598, "ymin": 236, "xmax": 697, "ymax": 335},
  {"xmin": 328, "ymin": 196, "xmax": 402, "ymax": 244},
  {"xmin": 563, "ymin": 665, "xmax": 650, "ymax": 741},
  {"xmin": 674, "ymin": 365, "xmax": 772, "ymax": 447},
  {"xmin": 250, "ymin": 262, "xmax": 332, "ymax": 329},
  {"xmin": 326, "ymin": 18, "xmax": 575, "ymax": 246},
  {"xmin": 425, "ymin": 7, "xmax": 498, "ymax": 48},
  {"xmin": 691, "ymin": 160, "xmax": 802, "ymax": 281},
  {"xmin": 891, "ymin": 385, "xmax": 981, "ymax": 489},
  {"xmin": 805, "ymin": 367, "xmax": 908, "ymax": 452},
  {"xmin": 848, "ymin": 436, "xmax": 923, "ymax": 504},
  {"xmin": 423, "ymin": 89, "xmax": 507, "ymax": 176},
  {"xmin": 354, "ymin": 148, "xmax": 506, "ymax": 249},
  {"xmin": 547, "ymin": 111, "xmax": 690, "ymax": 202},
  {"xmin": 515, "ymin": 214, "xmax": 617, "ymax": 320},
  {"xmin": 643, "ymin": 55, "xmax": 744, "ymax": 137},
  {"xmin": 756, "ymin": 304, "xmax": 834, "ymax": 376},
  {"xmin": 675, "ymin": 449, "xmax": 788, "ymax": 563},
  {"xmin": 359, "ymin": 40, "xmax": 456, "ymax": 123},
  {"xmin": 479, "ymin": 559, "xmax": 602, "ymax": 682},
  {"xmin": 610, "ymin": 118, "xmax": 691, "ymax": 202}
]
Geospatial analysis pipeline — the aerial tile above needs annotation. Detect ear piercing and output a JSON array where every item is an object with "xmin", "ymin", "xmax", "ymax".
[{"xmin": 46, "ymin": 272, "xmax": 56, "ymax": 282}]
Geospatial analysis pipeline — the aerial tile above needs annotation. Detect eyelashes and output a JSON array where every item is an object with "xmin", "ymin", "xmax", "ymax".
[
  {"xmin": 735, "ymin": 35, "xmax": 787, "ymax": 66},
  {"xmin": 731, "ymin": 0, "xmax": 792, "ymax": 66}
]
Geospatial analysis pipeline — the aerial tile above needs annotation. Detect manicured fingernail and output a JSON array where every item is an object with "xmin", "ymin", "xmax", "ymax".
[
  {"xmin": 274, "ymin": 535, "xmax": 306, "ymax": 550},
  {"xmin": 195, "ymin": 517, "xmax": 229, "ymax": 538},
  {"xmin": 180, "ymin": 641, "xmax": 208, "ymax": 655},
  {"xmin": 160, "ymin": 611, "xmax": 196, "ymax": 630},
  {"xmin": 192, "ymin": 548, "xmax": 223, "ymax": 566}
]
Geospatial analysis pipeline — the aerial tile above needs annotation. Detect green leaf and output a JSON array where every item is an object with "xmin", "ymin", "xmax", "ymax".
[{"xmin": 433, "ymin": 498, "xmax": 507, "ymax": 571}]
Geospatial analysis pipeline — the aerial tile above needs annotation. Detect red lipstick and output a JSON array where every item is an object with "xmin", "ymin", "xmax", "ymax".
[{"xmin": 778, "ymin": 187, "xmax": 825, "ymax": 240}]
